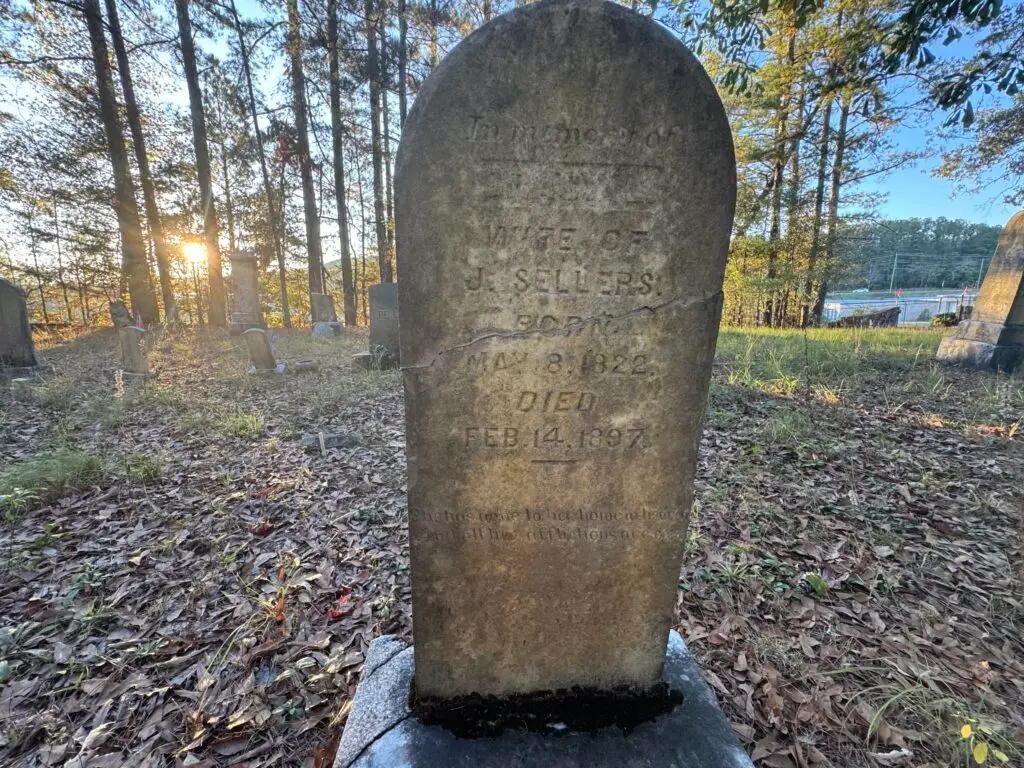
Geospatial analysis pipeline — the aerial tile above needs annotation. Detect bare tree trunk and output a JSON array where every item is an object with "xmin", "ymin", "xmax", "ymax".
[
  {"xmin": 28, "ymin": 212, "xmax": 50, "ymax": 324},
  {"xmin": 782, "ymin": 81, "xmax": 805, "ymax": 328},
  {"xmin": 84, "ymin": 0, "xmax": 158, "ymax": 324},
  {"xmin": 803, "ymin": 97, "xmax": 832, "ymax": 327},
  {"xmin": 219, "ymin": 143, "xmax": 237, "ymax": 255},
  {"xmin": 765, "ymin": 33, "xmax": 796, "ymax": 328},
  {"xmin": 365, "ymin": 0, "xmax": 392, "ymax": 282},
  {"xmin": 53, "ymin": 198, "xmax": 74, "ymax": 323},
  {"xmin": 288, "ymin": 0, "xmax": 326, "ymax": 318},
  {"xmin": 398, "ymin": 0, "xmax": 407, "ymax": 125},
  {"xmin": 355, "ymin": 153, "xmax": 368, "ymax": 323},
  {"xmin": 175, "ymin": 0, "xmax": 226, "ymax": 326},
  {"xmin": 429, "ymin": 0, "xmax": 439, "ymax": 69},
  {"xmin": 380, "ymin": 2, "xmax": 396, "ymax": 271},
  {"xmin": 228, "ymin": 0, "xmax": 289, "ymax": 327},
  {"xmin": 328, "ymin": 0, "xmax": 357, "ymax": 326},
  {"xmin": 106, "ymin": 0, "xmax": 175, "ymax": 316},
  {"xmin": 813, "ymin": 94, "xmax": 850, "ymax": 324}
]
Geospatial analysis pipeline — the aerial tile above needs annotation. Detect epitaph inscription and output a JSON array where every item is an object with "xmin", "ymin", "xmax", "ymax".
[{"xmin": 397, "ymin": 0, "xmax": 735, "ymax": 700}]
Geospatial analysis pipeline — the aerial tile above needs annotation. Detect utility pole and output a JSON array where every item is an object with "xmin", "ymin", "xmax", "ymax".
[
  {"xmin": 977, "ymin": 255, "xmax": 986, "ymax": 289},
  {"xmin": 889, "ymin": 251, "xmax": 898, "ymax": 293}
]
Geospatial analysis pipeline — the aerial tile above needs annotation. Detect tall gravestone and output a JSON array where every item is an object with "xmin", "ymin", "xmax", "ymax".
[
  {"xmin": 118, "ymin": 327, "xmax": 149, "ymax": 375},
  {"xmin": 311, "ymin": 292, "xmax": 338, "ymax": 323},
  {"xmin": 0, "ymin": 278, "xmax": 38, "ymax": 370},
  {"xmin": 228, "ymin": 251, "xmax": 265, "ymax": 334},
  {"xmin": 937, "ymin": 211, "xmax": 1024, "ymax": 371},
  {"xmin": 368, "ymin": 283, "xmax": 400, "ymax": 360},
  {"xmin": 336, "ymin": 2, "xmax": 747, "ymax": 766},
  {"xmin": 399, "ymin": 0, "xmax": 735, "ymax": 702}
]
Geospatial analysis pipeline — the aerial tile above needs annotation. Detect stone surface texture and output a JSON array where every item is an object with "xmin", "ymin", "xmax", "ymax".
[
  {"xmin": 937, "ymin": 211, "xmax": 1024, "ymax": 371},
  {"xmin": 396, "ymin": 0, "xmax": 735, "ymax": 699},
  {"xmin": 334, "ymin": 632, "xmax": 753, "ymax": 768},
  {"xmin": 229, "ymin": 251, "xmax": 265, "ymax": 333},
  {"xmin": 368, "ymin": 283, "xmax": 400, "ymax": 361},
  {"xmin": 109, "ymin": 301, "xmax": 133, "ymax": 328},
  {"xmin": 311, "ymin": 293, "xmax": 339, "ymax": 323},
  {"xmin": 244, "ymin": 328, "xmax": 277, "ymax": 371},
  {"xmin": 312, "ymin": 321, "xmax": 345, "ymax": 339},
  {"xmin": 0, "ymin": 278, "xmax": 38, "ymax": 369},
  {"xmin": 118, "ymin": 327, "xmax": 149, "ymax": 374}
]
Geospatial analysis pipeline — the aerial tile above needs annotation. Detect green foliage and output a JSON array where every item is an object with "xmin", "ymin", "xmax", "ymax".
[{"xmin": 834, "ymin": 218, "xmax": 1000, "ymax": 291}]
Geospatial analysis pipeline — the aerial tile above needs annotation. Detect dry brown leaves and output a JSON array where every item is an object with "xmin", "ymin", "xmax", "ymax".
[{"xmin": 1, "ymin": 327, "xmax": 1022, "ymax": 768}]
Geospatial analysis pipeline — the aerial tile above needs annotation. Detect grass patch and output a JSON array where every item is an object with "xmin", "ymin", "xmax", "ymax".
[
  {"xmin": 0, "ymin": 450, "xmax": 104, "ymax": 518},
  {"xmin": 123, "ymin": 452, "xmax": 165, "ymax": 483},
  {"xmin": 211, "ymin": 409, "xmax": 264, "ymax": 440},
  {"xmin": 715, "ymin": 326, "xmax": 944, "ymax": 393}
]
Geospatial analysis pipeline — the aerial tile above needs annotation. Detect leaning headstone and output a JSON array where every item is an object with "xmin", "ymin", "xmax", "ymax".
[
  {"xmin": 937, "ymin": 211, "xmax": 1024, "ymax": 371},
  {"xmin": 311, "ymin": 292, "xmax": 338, "ymax": 323},
  {"xmin": 118, "ymin": 326, "xmax": 149, "ymax": 375},
  {"xmin": 337, "ymin": 1, "xmax": 745, "ymax": 766},
  {"xmin": 228, "ymin": 251, "xmax": 265, "ymax": 334},
  {"xmin": 243, "ymin": 328, "xmax": 278, "ymax": 372},
  {"xmin": 0, "ymin": 278, "xmax": 39, "ymax": 370},
  {"xmin": 109, "ymin": 300, "xmax": 133, "ymax": 328}
]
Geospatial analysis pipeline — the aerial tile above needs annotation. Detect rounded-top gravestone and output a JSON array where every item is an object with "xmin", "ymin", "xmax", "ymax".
[{"xmin": 396, "ymin": 0, "xmax": 735, "ymax": 706}]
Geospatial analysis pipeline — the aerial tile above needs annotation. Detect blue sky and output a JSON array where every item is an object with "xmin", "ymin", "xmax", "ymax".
[{"xmin": 864, "ymin": 125, "xmax": 1015, "ymax": 227}]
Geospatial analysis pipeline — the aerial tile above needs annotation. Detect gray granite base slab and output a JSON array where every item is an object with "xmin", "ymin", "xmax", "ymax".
[
  {"xmin": 335, "ymin": 631, "xmax": 753, "ymax": 768},
  {"xmin": 936, "ymin": 336, "xmax": 1023, "ymax": 372}
]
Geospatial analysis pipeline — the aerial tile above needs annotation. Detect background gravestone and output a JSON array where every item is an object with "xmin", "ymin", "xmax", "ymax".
[
  {"xmin": 397, "ymin": 0, "xmax": 735, "ymax": 703},
  {"xmin": 937, "ymin": 210, "xmax": 1024, "ymax": 371},
  {"xmin": 228, "ymin": 251, "xmax": 265, "ymax": 334},
  {"xmin": 311, "ymin": 292, "xmax": 338, "ymax": 323},
  {"xmin": 243, "ymin": 328, "xmax": 277, "ymax": 371},
  {"xmin": 0, "ymin": 277, "xmax": 39, "ymax": 369},
  {"xmin": 118, "ymin": 327, "xmax": 149, "ymax": 374},
  {"xmin": 368, "ymin": 283, "xmax": 399, "ymax": 360}
]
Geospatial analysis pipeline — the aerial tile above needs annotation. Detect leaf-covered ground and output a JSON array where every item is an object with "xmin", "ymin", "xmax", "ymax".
[{"xmin": 1, "ymin": 326, "xmax": 1021, "ymax": 768}]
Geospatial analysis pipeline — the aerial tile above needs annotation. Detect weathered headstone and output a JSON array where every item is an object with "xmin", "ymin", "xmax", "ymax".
[
  {"xmin": 118, "ymin": 326, "xmax": 149, "ymax": 375},
  {"xmin": 338, "ymin": 2, "xmax": 746, "ymax": 766},
  {"xmin": 311, "ymin": 292, "xmax": 338, "ymax": 323},
  {"xmin": 228, "ymin": 251, "xmax": 265, "ymax": 334},
  {"xmin": 109, "ymin": 300, "xmax": 133, "ymax": 328},
  {"xmin": 243, "ymin": 328, "xmax": 278, "ymax": 371},
  {"xmin": 369, "ymin": 283, "xmax": 399, "ymax": 359},
  {"xmin": 937, "ymin": 211, "xmax": 1024, "ymax": 371},
  {"xmin": 399, "ymin": 0, "xmax": 735, "ymax": 704},
  {"xmin": 0, "ymin": 278, "xmax": 38, "ymax": 369}
]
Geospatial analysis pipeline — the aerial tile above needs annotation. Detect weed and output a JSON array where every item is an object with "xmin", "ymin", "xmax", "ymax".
[
  {"xmin": 212, "ymin": 409, "xmax": 264, "ymax": 440},
  {"xmin": 752, "ymin": 632, "xmax": 803, "ymax": 674},
  {"xmin": 0, "ymin": 487, "xmax": 40, "ymax": 522},
  {"xmin": 124, "ymin": 452, "xmax": 165, "ymax": 483},
  {"xmin": 0, "ymin": 450, "xmax": 104, "ymax": 514}
]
